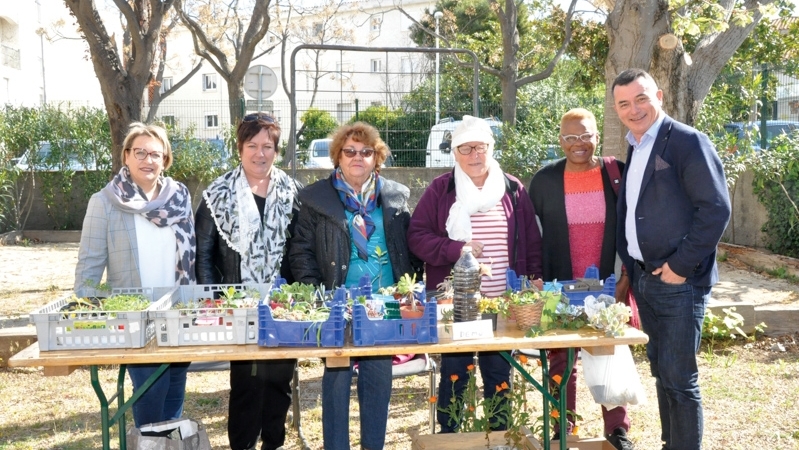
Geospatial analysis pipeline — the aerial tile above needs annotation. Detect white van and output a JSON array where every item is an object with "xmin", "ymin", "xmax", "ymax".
[{"xmin": 425, "ymin": 117, "xmax": 503, "ymax": 167}]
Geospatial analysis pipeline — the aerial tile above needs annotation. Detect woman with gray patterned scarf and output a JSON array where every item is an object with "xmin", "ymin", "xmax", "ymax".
[
  {"xmin": 75, "ymin": 122, "xmax": 195, "ymax": 428},
  {"xmin": 195, "ymin": 112, "xmax": 300, "ymax": 450}
]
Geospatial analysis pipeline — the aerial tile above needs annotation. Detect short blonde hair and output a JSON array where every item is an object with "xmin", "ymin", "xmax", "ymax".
[
  {"xmin": 329, "ymin": 122, "xmax": 390, "ymax": 172},
  {"xmin": 122, "ymin": 122, "xmax": 173, "ymax": 170},
  {"xmin": 560, "ymin": 108, "xmax": 597, "ymax": 133}
]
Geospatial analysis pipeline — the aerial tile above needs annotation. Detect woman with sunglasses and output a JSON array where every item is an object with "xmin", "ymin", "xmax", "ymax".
[
  {"xmin": 195, "ymin": 112, "xmax": 300, "ymax": 450},
  {"xmin": 407, "ymin": 115, "xmax": 543, "ymax": 433},
  {"xmin": 75, "ymin": 122, "xmax": 194, "ymax": 428},
  {"xmin": 290, "ymin": 122, "xmax": 422, "ymax": 450}
]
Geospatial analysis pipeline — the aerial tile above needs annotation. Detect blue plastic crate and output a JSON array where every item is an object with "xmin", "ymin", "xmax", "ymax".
[
  {"xmin": 257, "ymin": 290, "xmax": 346, "ymax": 348},
  {"xmin": 506, "ymin": 268, "xmax": 561, "ymax": 293},
  {"xmin": 351, "ymin": 299, "xmax": 438, "ymax": 346},
  {"xmin": 559, "ymin": 266, "xmax": 616, "ymax": 306}
]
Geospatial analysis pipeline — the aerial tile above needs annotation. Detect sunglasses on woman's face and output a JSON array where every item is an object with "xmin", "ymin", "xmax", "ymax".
[
  {"xmin": 243, "ymin": 113, "xmax": 276, "ymax": 123},
  {"xmin": 341, "ymin": 147, "xmax": 375, "ymax": 158}
]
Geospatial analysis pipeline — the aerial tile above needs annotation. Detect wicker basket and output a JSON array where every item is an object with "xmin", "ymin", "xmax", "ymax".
[{"xmin": 508, "ymin": 302, "xmax": 545, "ymax": 330}]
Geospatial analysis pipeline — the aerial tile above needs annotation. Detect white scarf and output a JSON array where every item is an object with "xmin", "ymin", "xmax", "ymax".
[
  {"xmin": 203, "ymin": 165, "xmax": 297, "ymax": 284},
  {"xmin": 445, "ymin": 158, "xmax": 506, "ymax": 242}
]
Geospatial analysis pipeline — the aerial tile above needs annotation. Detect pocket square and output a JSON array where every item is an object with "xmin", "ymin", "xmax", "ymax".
[{"xmin": 655, "ymin": 154, "xmax": 671, "ymax": 170}]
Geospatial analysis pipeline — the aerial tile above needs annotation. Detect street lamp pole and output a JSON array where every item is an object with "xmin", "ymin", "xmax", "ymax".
[{"xmin": 434, "ymin": 11, "xmax": 443, "ymax": 124}]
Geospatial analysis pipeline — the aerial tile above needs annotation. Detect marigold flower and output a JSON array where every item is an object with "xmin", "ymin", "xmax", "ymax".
[
  {"xmin": 429, "ymin": 396, "xmax": 437, "ymax": 403},
  {"xmin": 552, "ymin": 374, "xmax": 563, "ymax": 384},
  {"xmin": 450, "ymin": 374, "xmax": 459, "ymax": 382},
  {"xmin": 467, "ymin": 364, "xmax": 475, "ymax": 371},
  {"xmin": 518, "ymin": 354, "xmax": 528, "ymax": 364},
  {"xmin": 501, "ymin": 381, "xmax": 509, "ymax": 390},
  {"xmin": 551, "ymin": 410, "xmax": 560, "ymax": 419},
  {"xmin": 572, "ymin": 426, "xmax": 580, "ymax": 435}
]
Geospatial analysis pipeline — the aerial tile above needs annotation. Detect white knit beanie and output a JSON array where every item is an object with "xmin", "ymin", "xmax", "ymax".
[{"xmin": 450, "ymin": 115, "xmax": 495, "ymax": 155}]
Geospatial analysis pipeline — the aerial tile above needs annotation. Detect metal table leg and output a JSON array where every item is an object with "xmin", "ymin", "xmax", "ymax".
[
  {"xmin": 89, "ymin": 363, "xmax": 170, "ymax": 450},
  {"xmin": 501, "ymin": 349, "xmax": 574, "ymax": 450}
]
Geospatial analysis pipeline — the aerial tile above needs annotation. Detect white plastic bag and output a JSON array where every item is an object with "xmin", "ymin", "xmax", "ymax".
[
  {"xmin": 127, "ymin": 418, "xmax": 212, "ymax": 450},
  {"xmin": 581, "ymin": 345, "xmax": 647, "ymax": 408}
]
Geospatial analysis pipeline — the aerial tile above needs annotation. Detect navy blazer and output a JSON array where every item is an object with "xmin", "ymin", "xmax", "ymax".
[{"xmin": 616, "ymin": 115, "xmax": 731, "ymax": 287}]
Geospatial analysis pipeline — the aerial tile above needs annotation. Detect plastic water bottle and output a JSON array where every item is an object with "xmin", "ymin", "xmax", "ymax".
[{"xmin": 452, "ymin": 246, "xmax": 482, "ymax": 322}]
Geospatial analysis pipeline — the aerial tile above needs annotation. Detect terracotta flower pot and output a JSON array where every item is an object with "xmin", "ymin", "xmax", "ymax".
[{"xmin": 399, "ymin": 305, "xmax": 425, "ymax": 319}]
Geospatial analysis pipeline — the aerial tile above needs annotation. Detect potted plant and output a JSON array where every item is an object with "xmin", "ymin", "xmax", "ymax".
[
  {"xmin": 477, "ymin": 297, "xmax": 503, "ymax": 330},
  {"xmin": 396, "ymin": 273, "xmax": 425, "ymax": 319},
  {"xmin": 504, "ymin": 289, "xmax": 561, "ymax": 331},
  {"xmin": 435, "ymin": 276, "xmax": 454, "ymax": 304}
]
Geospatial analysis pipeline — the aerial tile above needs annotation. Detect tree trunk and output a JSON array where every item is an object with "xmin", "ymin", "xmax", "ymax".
[
  {"xmin": 227, "ymin": 82, "xmax": 245, "ymax": 126},
  {"xmin": 603, "ymin": 0, "xmax": 769, "ymax": 159},
  {"xmin": 602, "ymin": 0, "xmax": 670, "ymax": 159},
  {"xmin": 495, "ymin": 0, "xmax": 520, "ymax": 126},
  {"xmin": 103, "ymin": 80, "xmax": 145, "ymax": 174}
]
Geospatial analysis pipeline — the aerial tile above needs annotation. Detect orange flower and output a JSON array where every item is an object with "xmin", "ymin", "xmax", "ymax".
[
  {"xmin": 551, "ymin": 410, "xmax": 560, "ymax": 419},
  {"xmin": 429, "ymin": 396, "xmax": 437, "ymax": 403},
  {"xmin": 552, "ymin": 374, "xmax": 562, "ymax": 384},
  {"xmin": 501, "ymin": 381, "xmax": 509, "ymax": 390},
  {"xmin": 572, "ymin": 426, "xmax": 580, "ymax": 435},
  {"xmin": 495, "ymin": 384, "xmax": 504, "ymax": 392},
  {"xmin": 450, "ymin": 374, "xmax": 459, "ymax": 382},
  {"xmin": 537, "ymin": 359, "xmax": 542, "ymax": 367},
  {"xmin": 518, "ymin": 354, "xmax": 528, "ymax": 364},
  {"xmin": 469, "ymin": 405, "xmax": 475, "ymax": 412},
  {"xmin": 467, "ymin": 364, "xmax": 475, "ymax": 371}
]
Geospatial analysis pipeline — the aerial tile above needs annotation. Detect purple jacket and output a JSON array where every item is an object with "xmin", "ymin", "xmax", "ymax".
[{"xmin": 408, "ymin": 171, "xmax": 543, "ymax": 289}]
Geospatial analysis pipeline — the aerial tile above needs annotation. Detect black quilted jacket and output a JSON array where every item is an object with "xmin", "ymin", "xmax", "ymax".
[{"xmin": 289, "ymin": 175, "xmax": 422, "ymax": 289}]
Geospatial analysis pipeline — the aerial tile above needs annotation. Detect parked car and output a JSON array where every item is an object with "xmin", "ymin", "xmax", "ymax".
[
  {"xmin": 425, "ymin": 117, "xmax": 503, "ymax": 167},
  {"xmin": 722, "ymin": 120, "xmax": 799, "ymax": 154},
  {"xmin": 14, "ymin": 140, "xmax": 108, "ymax": 172},
  {"xmin": 302, "ymin": 138, "xmax": 334, "ymax": 169}
]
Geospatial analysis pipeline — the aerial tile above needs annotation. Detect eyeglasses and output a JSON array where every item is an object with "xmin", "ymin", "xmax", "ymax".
[
  {"xmin": 456, "ymin": 144, "xmax": 488, "ymax": 155},
  {"xmin": 127, "ymin": 148, "xmax": 163, "ymax": 162},
  {"xmin": 243, "ymin": 113, "xmax": 276, "ymax": 123},
  {"xmin": 341, "ymin": 147, "xmax": 375, "ymax": 158},
  {"xmin": 560, "ymin": 132, "xmax": 596, "ymax": 144}
]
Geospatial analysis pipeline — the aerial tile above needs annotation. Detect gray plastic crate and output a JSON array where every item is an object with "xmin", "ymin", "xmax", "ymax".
[
  {"xmin": 150, "ymin": 284, "xmax": 271, "ymax": 346},
  {"xmin": 30, "ymin": 287, "xmax": 173, "ymax": 351}
]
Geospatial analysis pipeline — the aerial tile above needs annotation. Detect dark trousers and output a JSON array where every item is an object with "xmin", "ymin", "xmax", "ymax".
[
  {"xmin": 436, "ymin": 351, "xmax": 511, "ymax": 433},
  {"xmin": 632, "ymin": 263, "xmax": 709, "ymax": 450},
  {"xmin": 228, "ymin": 359, "xmax": 296, "ymax": 450}
]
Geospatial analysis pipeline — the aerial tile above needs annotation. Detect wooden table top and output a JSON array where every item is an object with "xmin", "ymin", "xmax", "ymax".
[{"xmin": 9, "ymin": 317, "xmax": 647, "ymax": 376}]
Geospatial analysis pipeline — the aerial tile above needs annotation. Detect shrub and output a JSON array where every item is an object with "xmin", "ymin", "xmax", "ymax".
[{"xmin": 752, "ymin": 132, "xmax": 799, "ymax": 257}]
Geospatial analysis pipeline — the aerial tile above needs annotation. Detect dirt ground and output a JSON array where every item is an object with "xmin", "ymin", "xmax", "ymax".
[
  {"xmin": 1, "ymin": 240, "xmax": 798, "ymax": 449},
  {"xmin": 2, "ymin": 241, "xmax": 798, "ymax": 320}
]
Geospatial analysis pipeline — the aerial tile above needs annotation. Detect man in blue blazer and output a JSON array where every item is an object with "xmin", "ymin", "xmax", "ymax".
[{"xmin": 612, "ymin": 68, "xmax": 731, "ymax": 450}]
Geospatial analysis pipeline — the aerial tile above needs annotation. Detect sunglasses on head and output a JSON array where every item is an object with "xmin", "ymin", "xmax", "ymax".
[{"xmin": 243, "ymin": 113, "xmax": 276, "ymax": 123}]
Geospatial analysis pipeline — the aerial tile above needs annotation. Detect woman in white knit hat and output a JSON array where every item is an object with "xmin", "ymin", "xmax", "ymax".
[{"xmin": 408, "ymin": 115, "xmax": 543, "ymax": 432}]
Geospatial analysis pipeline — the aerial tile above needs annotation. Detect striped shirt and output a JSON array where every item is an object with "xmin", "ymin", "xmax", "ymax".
[
  {"xmin": 564, "ymin": 166, "xmax": 605, "ymax": 279},
  {"xmin": 471, "ymin": 201, "xmax": 509, "ymax": 296}
]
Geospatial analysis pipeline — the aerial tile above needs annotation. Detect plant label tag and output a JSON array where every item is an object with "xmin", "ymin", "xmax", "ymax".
[{"xmin": 450, "ymin": 319, "xmax": 494, "ymax": 340}]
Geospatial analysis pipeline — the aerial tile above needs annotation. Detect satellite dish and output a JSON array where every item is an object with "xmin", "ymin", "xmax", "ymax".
[{"xmin": 244, "ymin": 65, "xmax": 278, "ymax": 100}]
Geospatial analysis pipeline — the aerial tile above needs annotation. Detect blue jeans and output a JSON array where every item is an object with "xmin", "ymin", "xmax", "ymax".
[
  {"xmin": 632, "ymin": 264, "xmax": 709, "ymax": 450},
  {"xmin": 436, "ymin": 352, "xmax": 510, "ymax": 433},
  {"xmin": 322, "ymin": 356, "xmax": 392, "ymax": 450},
  {"xmin": 127, "ymin": 362, "xmax": 190, "ymax": 428}
]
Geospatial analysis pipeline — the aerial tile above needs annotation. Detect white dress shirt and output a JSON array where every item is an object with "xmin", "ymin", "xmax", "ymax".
[{"xmin": 624, "ymin": 113, "xmax": 666, "ymax": 262}]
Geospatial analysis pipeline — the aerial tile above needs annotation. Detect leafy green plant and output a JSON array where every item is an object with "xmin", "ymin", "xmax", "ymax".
[
  {"xmin": 395, "ymin": 273, "xmax": 424, "ymax": 309},
  {"xmin": 703, "ymin": 307, "xmax": 751, "ymax": 343},
  {"xmin": 752, "ymin": 132, "xmax": 799, "ymax": 257}
]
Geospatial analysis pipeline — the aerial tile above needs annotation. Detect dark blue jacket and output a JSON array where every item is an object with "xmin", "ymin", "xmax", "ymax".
[{"xmin": 616, "ymin": 115, "xmax": 731, "ymax": 287}]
